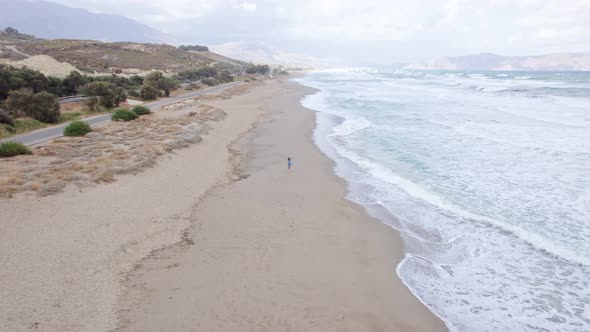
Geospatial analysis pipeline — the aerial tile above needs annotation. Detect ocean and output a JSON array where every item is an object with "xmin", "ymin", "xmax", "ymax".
[{"xmin": 296, "ymin": 69, "xmax": 590, "ymax": 332}]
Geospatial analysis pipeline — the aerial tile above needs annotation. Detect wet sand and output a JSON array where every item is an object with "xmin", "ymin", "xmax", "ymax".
[{"xmin": 115, "ymin": 80, "xmax": 447, "ymax": 331}]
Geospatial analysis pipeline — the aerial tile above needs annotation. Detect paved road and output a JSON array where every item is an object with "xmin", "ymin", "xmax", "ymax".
[
  {"xmin": 1, "ymin": 82, "xmax": 242, "ymax": 146},
  {"xmin": 59, "ymin": 95, "xmax": 91, "ymax": 103}
]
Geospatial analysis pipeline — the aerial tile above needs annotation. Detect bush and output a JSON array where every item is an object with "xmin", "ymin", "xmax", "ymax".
[
  {"xmin": 132, "ymin": 105, "xmax": 151, "ymax": 115},
  {"xmin": 127, "ymin": 89, "xmax": 140, "ymax": 98},
  {"xmin": 5, "ymin": 90, "xmax": 61, "ymax": 123},
  {"xmin": 62, "ymin": 71, "xmax": 91, "ymax": 95},
  {"xmin": 0, "ymin": 141, "xmax": 32, "ymax": 157},
  {"xmin": 176, "ymin": 67, "xmax": 217, "ymax": 81},
  {"xmin": 140, "ymin": 84, "xmax": 159, "ymax": 100},
  {"xmin": 201, "ymin": 78, "xmax": 219, "ymax": 86},
  {"xmin": 0, "ymin": 124, "xmax": 16, "ymax": 138},
  {"xmin": 0, "ymin": 65, "xmax": 49, "ymax": 100},
  {"xmin": 63, "ymin": 120, "xmax": 92, "ymax": 137},
  {"xmin": 178, "ymin": 45, "xmax": 209, "ymax": 51},
  {"xmin": 47, "ymin": 76, "xmax": 67, "ymax": 96},
  {"xmin": 130, "ymin": 75, "xmax": 144, "ymax": 86},
  {"xmin": 85, "ymin": 96, "xmax": 101, "ymax": 112},
  {"xmin": 273, "ymin": 67, "xmax": 289, "ymax": 75},
  {"xmin": 217, "ymin": 70, "xmax": 234, "ymax": 83},
  {"xmin": 111, "ymin": 108, "xmax": 138, "ymax": 122},
  {"xmin": 245, "ymin": 64, "xmax": 270, "ymax": 75},
  {"xmin": 145, "ymin": 72, "xmax": 176, "ymax": 96},
  {"xmin": 81, "ymin": 81, "xmax": 126, "ymax": 108},
  {"xmin": 0, "ymin": 110, "xmax": 15, "ymax": 127},
  {"xmin": 31, "ymin": 92, "xmax": 61, "ymax": 123}
]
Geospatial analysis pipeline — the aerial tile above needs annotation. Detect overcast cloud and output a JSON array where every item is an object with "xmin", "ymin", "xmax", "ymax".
[{"xmin": 50, "ymin": 0, "xmax": 590, "ymax": 65}]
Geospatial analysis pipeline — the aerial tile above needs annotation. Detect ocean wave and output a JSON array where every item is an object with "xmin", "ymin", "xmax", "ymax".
[
  {"xmin": 321, "ymin": 114, "xmax": 590, "ymax": 266},
  {"xmin": 331, "ymin": 115, "xmax": 372, "ymax": 136},
  {"xmin": 295, "ymin": 69, "xmax": 590, "ymax": 331}
]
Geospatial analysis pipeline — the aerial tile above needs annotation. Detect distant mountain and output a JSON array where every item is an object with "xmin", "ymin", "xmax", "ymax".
[
  {"xmin": 210, "ymin": 41, "xmax": 327, "ymax": 68},
  {"xmin": 407, "ymin": 53, "xmax": 590, "ymax": 71},
  {"xmin": 0, "ymin": 0, "xmax": 174, "ymax": 44}
]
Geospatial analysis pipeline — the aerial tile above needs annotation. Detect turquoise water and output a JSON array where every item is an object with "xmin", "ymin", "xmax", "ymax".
[{"xmin": 297, "ymin": 69, "xmax": 590, "ymax": 331}]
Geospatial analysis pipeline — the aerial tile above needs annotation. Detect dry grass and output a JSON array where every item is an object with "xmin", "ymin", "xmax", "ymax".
[
  {"xmin": 0, "ymin": 106, "xmax": 227, "ymax": 198},
  {"xmin": 200, "ymin": 80, "xmax": 262, "ymax": 101},
  {"xmin": 160, "ymin": 81, "xmax": 261, "ymax": 114}
]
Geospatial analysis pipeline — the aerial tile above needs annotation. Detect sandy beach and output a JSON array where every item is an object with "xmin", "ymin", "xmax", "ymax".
[{"xmin": 1, "ymin": 78, "xmax": 446, "ymax": 331}]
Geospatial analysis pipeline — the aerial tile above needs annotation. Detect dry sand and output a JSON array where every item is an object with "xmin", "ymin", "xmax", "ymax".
[
  {"xmin": 0, "ymin": 79, "xmax": 447, "ymax": 331},
  {"xmin": 0, "ymin": 87, "xmax": 263, "ymax": 330},
  {"xmin": 0, "ymin": 106, "xmax": 227, "ymax": 198},
  {"xmin": 8, "ymin": 55, "xmax": 80, "ymax": 78},
  {"xmin": 115, "ymin": 80, "xmax": 447, "ymax": 331}
]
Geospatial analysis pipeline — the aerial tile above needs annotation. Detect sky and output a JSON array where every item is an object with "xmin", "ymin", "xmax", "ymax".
[{"xmin": 50, "ymin": 0, "xmax": 590, "ymax": 65}]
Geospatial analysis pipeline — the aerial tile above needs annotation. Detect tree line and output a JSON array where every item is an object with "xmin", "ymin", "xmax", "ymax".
[
  {"xmin": 178, "ymin": 45, "xmax": 209, "ymax": 52},
  {"xmin": 0, "ymin": 65, "xmax": 179, "ymax": 126},
  {"xmin": 0, "ymin": 62, "xmax": 271, "ymax": 130}
]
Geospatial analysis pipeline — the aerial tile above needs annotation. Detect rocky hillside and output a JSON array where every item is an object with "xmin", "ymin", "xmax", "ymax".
[
  {"xmin": 0, "ymin": 29, "xmax": 250, "ymax": 76},
  {"xmin": 407, "ymin": 53, "xmax": 590, "ymax": 71}
]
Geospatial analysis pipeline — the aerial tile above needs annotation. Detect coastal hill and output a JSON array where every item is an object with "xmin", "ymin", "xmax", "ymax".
[
  {"xmin": 0, "ymin": 28, "xmax": 250, "ymax": 77},
  {"xmin": 0, "ymin": 0, "xmax": 174, "ymax": 44},
  {"xmin": 407, "ymin": 53, "xmax": 590, "ymax": 71}
]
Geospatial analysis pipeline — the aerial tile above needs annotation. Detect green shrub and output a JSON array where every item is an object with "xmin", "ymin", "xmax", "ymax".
[
  {"xmin": 245, "ymin": 64, "xmax": 270, "ymax": 75},
  {"xmin": 0, "ymin": 110, "xmax": 15, "ymax": 127},
  {"xmin": 0, "ymin": 124, "xmax": 16, "ymax": 138},
  {"xmin": 63, "ymin": 71, "xmax": 91, "ymax": 95},
  {"xmin": 0, "ymin": 64, "xmax": 49, "ymax": 100},
  {"xmin": 178, "ymin": 44, "xmax": 209, "ymax": 51},
  {"xmin": 131, "ymin": 105, "xmax": 151, "ymax": 115},
  {"xmin": 177, "ymin": 67, "xmax": 217, "ymax": 81},
  {"xmin": 130, "ymin": 75, "xmax": 144, "ymax": 86},
  {"xmin": 63, "ymin": 120, "xmax": 92, "ymax": 137},
  {"xmin": 140, "ymin": 84, "xmax": 159, "ymax": 100},
  {"xmin": 144, "ymin": 72, "xmax": 177, "ymax": 97},
  {"xmin": 5, "ymin": 90, "xmax": 61, "ymax": 123},
  {"xmin": 217, "ymin": 70, "xmax": 234, "ymax": 83},
  {"xmin": 111, "ymin": 108, "xmax": 138, "ymax": 122},
  {"xmin": 85, "ymin": 97, "xmax": 101, "ymax": 112},
  {"xmin": 81, "ymin": 81, "xmax": 126, "ymax": 108},
  {"xmin": 0, "ymin": 141, "xmax": 32, "ymax": 157},
  {"xmin": 46, "ymin": 76, "xmax": 67, "ymax": 96},
  {"xmin": 127, "ymin": 89, "xmax": 140, "ymax": 98},
  {"xmin": 201, "ymin": 78, "xmax": 219, "ymax": 86}
]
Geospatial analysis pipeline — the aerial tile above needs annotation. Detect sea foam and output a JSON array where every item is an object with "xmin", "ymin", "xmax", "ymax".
[{"xmin": 296, "ymin": 68, "xmax": 590, "ymax": 332}]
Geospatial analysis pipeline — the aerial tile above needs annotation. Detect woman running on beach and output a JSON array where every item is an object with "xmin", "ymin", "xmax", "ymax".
[{"xmin": 288, "ymin": 157, "xmax": 292, "ymax": 174}]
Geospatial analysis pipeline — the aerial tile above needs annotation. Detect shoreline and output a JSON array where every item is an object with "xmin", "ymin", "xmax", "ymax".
[
  {"xmin": 1, "ymin": 77, "xmax": 446, "ymax": 331},
  {"xmin": 297, "ymin": 82, "xmax": 451, "ymax": 327},
  {"xmin": 115, "ymin": 79, "xmax": 446, "ymax": 331}
]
